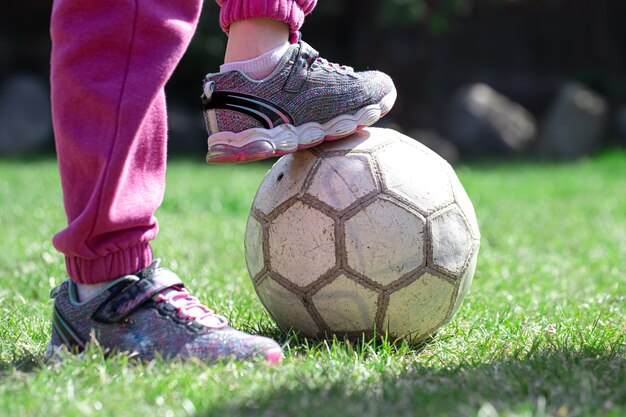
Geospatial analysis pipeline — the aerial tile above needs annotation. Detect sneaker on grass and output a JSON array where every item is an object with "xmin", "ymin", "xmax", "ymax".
[
  {"xmin": 44, "ymin": 259, "xmax": 284, "ymax": 364},
  {"xmin": 202, "ymin": 38, "xmax": 397, "ymax": 163}
]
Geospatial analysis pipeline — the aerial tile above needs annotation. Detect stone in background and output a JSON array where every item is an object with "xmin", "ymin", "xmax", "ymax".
[
  {"xmin": 442, "ymin": 83, "xmax": 537, "ymax": 157},
  {"xmin": 0, "ymin": 74, "xmax": 52, "ymax": 155},
  {"xmin": 535, "ymin": 82, "xmax": 608, "ymax": 159}
]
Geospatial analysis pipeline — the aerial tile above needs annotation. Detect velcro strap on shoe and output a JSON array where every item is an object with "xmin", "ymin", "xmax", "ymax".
[
  {"xmin": 283, "ymin": 41, "xmax": 319, "ymax": 93},
  {"xmin": 92, "ymin": 269, "xmax": 183, "ymax": 324}
]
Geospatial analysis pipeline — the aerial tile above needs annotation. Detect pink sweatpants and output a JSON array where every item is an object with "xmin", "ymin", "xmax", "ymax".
[{"xmin": 50, "ymin": 0, "xmax": 316, "ymax": 284}]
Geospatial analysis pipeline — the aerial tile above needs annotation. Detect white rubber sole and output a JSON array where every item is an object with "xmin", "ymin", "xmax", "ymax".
[{"xmin": 206, "ymin": 86, "xmax": 397, "ymax": 162}]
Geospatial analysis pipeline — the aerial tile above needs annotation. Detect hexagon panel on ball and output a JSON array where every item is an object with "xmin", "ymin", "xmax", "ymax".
[
  {"xmin": 311, "ymin": 273, "xmax": 379, "ymax": 333},
  {"xmin": 383, "ymin": 272, "xmax": 456, "ymax": 343},
  {"xmin": 375, "ymin": 139, "xmax": 454, "ymax": 215},
  {"xmin": 429, "ymin": 204, "xmax": 475, "ymax": 277},
  {"xmin": 305, "ymin": 154, "xmax": 379, "ymax": 212},
  {"xmin": 267, "ymin": 200, "xmax": 336, "ymax": 289},
  {"xmin": 255, "ymin": 274, "xmax": 319, "ymax": 337},
  {"xmin": 344, "ymin": 198, "xmax": 425, "ymax": 288}
]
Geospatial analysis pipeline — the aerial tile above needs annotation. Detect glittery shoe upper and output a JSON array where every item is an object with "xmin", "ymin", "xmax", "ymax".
[
  {"xmin": 202, "ymin": 38, "xmax": 397, "ymax": 163},
  {"xmin": 46, "ymin": 260, "xmax": 283, "ymax": 364}
]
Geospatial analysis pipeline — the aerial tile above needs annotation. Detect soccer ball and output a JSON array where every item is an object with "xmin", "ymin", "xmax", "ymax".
[{"xmin": 245, "ymin": 127, "xmax": 480, "ymax": 343}]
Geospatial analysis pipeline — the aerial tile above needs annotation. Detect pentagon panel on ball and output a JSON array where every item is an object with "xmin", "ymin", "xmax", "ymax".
[{"xmin": 245, "ymin": 127, "xmax": 480, "ymax": 343}]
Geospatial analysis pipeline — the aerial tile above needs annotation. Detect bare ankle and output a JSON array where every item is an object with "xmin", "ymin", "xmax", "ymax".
[{"xmin": 224, "ymin": 18, "xmax": 289, "ymax": 63}]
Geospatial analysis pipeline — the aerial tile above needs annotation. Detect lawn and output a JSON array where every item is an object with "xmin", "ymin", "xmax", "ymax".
[{"xmin": 0, "ymin": 150, "xmax": 625, "ymax": 417}]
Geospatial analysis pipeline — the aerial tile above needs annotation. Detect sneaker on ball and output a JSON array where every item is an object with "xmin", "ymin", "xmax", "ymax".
[
  {"xmin": 202, "ymin": 38, "xmax": 397, "ymax": 163},
  {"xmin": 44, "ymin": 260, "xmax": 284, "ymax": 364}
]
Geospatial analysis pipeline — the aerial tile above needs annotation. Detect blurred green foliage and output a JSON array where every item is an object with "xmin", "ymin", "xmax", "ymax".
[
  {"xmin": 373, "ymin": 0, "xmax": 565, "ymax": 34},
  {"xmin": 378, "ymin": 0, "xmax": 468, "ymax": 31},
  {"xmin": 374, "ymin": 0, "xmax": 568, "ymax": 32}
]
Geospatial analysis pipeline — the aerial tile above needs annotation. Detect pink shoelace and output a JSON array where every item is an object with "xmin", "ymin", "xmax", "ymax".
[
  {"xmin": 155, "ymin": 286, "xmax": 228, "ymax": 329},
  {"xmin": 316, "ymin": 57, "xmax": 353, "ymax": 72}
]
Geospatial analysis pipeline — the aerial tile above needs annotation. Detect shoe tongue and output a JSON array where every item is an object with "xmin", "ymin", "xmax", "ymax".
[{"xmin": 155, "ymin": 287, "xmax": 225, "ymax": 328}]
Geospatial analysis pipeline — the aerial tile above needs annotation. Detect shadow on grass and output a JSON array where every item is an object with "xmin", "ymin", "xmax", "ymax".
[
  {"xmin": 252, "ymin": 323, "xmax": 432, "ymax": 357},
  {"xmin": 199, "ymin": 342, "xmax": 626, "ymax": 417},
  {"xmin": 0, "ymin": 352, "xmax": 42, "ymax": 376}
]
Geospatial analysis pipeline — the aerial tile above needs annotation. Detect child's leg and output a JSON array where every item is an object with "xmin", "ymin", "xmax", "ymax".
[
  {"xmin": 51, "ymin": 0, "xmax": 319, "ymax": 286},
  {"xmin": 51, "ymin": 0, "xmax": 203, "ymax": 286},
  {"xmin": 203, "ymin": 1, "xmax": 396, "ymax": 163},
  {"xmin": 220, "ymin": 1, "xmax": 317, "ymax": 72},
  {"xmin": 218, "ymin": 0, "xmax": 316, "ymax": 45},
  {"xmin": 48, "ymin": 0, "xmax": 328, "ymax": 364}
]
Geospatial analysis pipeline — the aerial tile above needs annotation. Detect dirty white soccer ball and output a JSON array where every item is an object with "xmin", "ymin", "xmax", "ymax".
[{"xmin": 245, "ymin": 127, "xmax": 480, "ymax": 343}]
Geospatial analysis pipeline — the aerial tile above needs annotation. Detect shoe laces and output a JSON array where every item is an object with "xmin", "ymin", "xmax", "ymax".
[
  {"xmin": 315, "ymin": 57, "xmax": 353, "ymax": 72},
  {"xmin": 154, "ymin": 286, "xmax": 228, "ymax": 329}
]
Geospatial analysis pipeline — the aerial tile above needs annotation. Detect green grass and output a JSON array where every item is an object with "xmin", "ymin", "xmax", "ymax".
[{"xmin": 0, "ymin": 151, "xmax": 625, "ymax": 417}]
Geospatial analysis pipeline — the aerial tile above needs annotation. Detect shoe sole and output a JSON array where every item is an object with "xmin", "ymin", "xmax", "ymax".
[
  {"xmin": 264, "ymin": 347, "xmax": 285, "ymax": 365},
  {"xmin": 206, "ymin": 86, "xmax": 397, "ymax": 164},
  {"xmin": 45, "ymin": 341, "xmax": 285, "ymax": 366}
]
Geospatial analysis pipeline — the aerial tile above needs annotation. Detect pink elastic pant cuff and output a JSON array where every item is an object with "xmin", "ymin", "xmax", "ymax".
[
  {"xmin": 218, "ymin": 0, "xmax": 316, "ymax": 41},
  {"xmin": 66, "ymin": 243, "xmax": 153, "ymax": 285}
]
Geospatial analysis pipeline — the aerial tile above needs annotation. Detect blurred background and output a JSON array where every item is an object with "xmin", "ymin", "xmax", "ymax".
[{"xmin": 1, "ymin": 0, "xmax": 625, "ymax": 162}]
